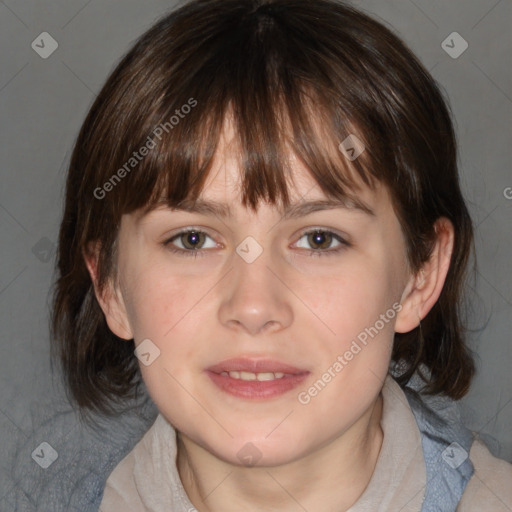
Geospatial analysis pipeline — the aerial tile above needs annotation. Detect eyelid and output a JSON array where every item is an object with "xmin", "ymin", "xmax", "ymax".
[
  {"xmin": 162, "ymin": 226, "xmax": 221, "ymax": 246},
  {"xmin": 162, "ymin": 225, "xmax": 351, "ymax": 259},
  {"xmin": 294, "ymin": 226, "xmax": 350, "ymax": 241},
  {"xmin": 162, "ymin": 225, "xmax": 349, "ymax": 243},
  {"xmin": 292, "ymin": 227, "xmax": 351, "ymax": 252}
]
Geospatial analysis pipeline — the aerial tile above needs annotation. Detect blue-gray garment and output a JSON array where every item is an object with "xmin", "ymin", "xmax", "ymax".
[{"xmin": 401, "ymin": 370, "xmax": 475, "ymax": 512}]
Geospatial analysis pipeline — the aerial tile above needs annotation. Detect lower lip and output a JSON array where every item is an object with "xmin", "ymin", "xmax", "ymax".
[{"xmin": 205, "ymin": 370, "xmax": 310, "ymax": 399}]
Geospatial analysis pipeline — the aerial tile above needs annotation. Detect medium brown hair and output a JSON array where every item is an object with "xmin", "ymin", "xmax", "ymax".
[{"xmin": 50, "ymin": 0, "xmax": 476, "ymax": 418}]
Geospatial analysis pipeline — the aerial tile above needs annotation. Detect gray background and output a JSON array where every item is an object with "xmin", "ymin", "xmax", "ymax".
[{"xmin": 1, "ymin": 0, "xmax": 511, "ymax": 508}]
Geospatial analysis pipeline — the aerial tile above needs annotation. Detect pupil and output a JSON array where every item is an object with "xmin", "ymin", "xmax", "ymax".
[
  {"xmin": 311, "ymin": 231, "xmax": 330, "ymax": 249},
  {"xmin": 187, "ymin": 231, "xmax": 201, "ymax": 247}
]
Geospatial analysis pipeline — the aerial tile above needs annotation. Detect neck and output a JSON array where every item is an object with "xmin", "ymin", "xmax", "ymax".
[{"xmin": 177, "ymin": 393, "xmax": 384, "ymax": 512}]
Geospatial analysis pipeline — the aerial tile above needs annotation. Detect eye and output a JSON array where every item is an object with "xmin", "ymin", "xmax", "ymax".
[
  {"xmin": 294, "ymin": 229, "xmax": 350, "ymax": 257},
  {"xmin": 163, "ymin": 228, "xmax": 217, "ymax": 258},
  {"xmin": 162, "ymin": 227, "xmax": 350, "ymax": 259}
]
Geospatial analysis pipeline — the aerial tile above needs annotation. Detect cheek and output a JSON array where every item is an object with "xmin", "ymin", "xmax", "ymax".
[
  {"xmin": 123, "ymin": 266, "xmax": 206, "ymax": 408},
  {"xmin": 304, "ymin": 255, "xmax": 399, "ymax": 384},
  {"xmin": 121, "ymin": 262, "xmax": 195, "ymax": 342},
  {"xmin": 122, "ymin": 262, "xmax": 215, "ymax": 386},
  {"xmin": 308, "ymin": 257, "xmax": 395, "ymax": 329}
]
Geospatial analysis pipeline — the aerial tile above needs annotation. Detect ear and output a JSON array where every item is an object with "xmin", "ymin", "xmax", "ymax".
[
  {"xmin": 82, "ymin": 241, "xmax": 133, "ymax": 340},
  {"xmin": 394, "ymin": 217, "xmax": 454, "ymax": 333}
]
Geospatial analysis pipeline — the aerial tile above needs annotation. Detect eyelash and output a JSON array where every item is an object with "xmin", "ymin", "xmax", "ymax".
[{"xmin": 162, "ymin": 227, "xmax": 351, "ymax": 259}]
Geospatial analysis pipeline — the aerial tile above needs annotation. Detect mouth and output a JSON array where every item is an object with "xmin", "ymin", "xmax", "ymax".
[{"xmin": 205, "ymin": 357, "xmax": 310, "ymax": 400}]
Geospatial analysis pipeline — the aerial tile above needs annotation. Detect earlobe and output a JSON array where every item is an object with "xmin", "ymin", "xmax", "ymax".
[
  {"xmin": 394, "ymin": 271, "xmax": 428, "ymax": 334},
  {"xmin": 394, "ymin": 217, "xmax": 454, "ymax": 334},
  {"xmin": 82, "ymin": 242, "xmax": 134, "ymax": 340}
]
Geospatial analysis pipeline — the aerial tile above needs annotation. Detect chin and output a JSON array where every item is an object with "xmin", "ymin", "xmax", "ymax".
[{"xmin": 207, "ymin": 433, "xmax": 309, "ymax": 468}]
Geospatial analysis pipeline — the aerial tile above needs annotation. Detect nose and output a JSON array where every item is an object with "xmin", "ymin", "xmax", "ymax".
[{"xmin": 218, "ymin": 244, "xmax": 293, "ymax": 336}]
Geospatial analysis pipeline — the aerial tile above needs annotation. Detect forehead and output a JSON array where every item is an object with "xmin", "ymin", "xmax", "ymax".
[
  {"xmin": 135, "ymin": 112, "xmax": 393, "ymax": 224},
  {"xmin": 193, "ymin": 155, "xmax": 379, "ymax": 220},
  {"xmin": 140, "ymin": 161, "xmax": 389, "ymax": 227}
]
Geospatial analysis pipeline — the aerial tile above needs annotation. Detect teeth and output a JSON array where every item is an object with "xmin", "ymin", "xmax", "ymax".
[
  {"xmin": 256, "ymin": 372, "xmax": 276, "ymax": 381},
  {"xmin": 221, "ymin": 371, "xmax": 287, "ymax": 380}
]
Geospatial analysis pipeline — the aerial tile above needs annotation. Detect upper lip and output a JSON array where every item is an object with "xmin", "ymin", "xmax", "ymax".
[{"xmin": 206, "ymin": 358, "xmax": 309, "ymax": 375}]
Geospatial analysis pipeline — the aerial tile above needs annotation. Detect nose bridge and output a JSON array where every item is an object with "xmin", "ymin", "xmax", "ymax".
[
  {"xmin": 218, "ymin": 236, "xmax": 292, "ymax": 335},
  {"xmin": 234, "ymin": 238, "xmax": 274, "ymax": 293}
]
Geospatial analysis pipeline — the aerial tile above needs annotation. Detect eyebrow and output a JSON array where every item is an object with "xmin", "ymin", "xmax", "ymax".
[{"xmin": 147, "ymin": 196, "xmax": 375, "ymax": 220}]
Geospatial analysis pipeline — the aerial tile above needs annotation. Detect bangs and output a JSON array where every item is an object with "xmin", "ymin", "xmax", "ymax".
[
  {"xmin": 99, "ymin": 2, "xmax": 393, "ymax": 220},
  {"xmin": 140, "ymin": 89, "xmax": 376, "ymax": 217}
]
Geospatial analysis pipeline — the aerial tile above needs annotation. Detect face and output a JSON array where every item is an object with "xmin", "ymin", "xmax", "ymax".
[{"xmin": 109, "ymin": 124, "xmax": 412, "ymax": 468}]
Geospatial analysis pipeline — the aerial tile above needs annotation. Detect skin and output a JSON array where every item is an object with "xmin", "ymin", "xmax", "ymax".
[{"xmin": 85, "ymin": 119, "xmax": 454, "ymax": 512}]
